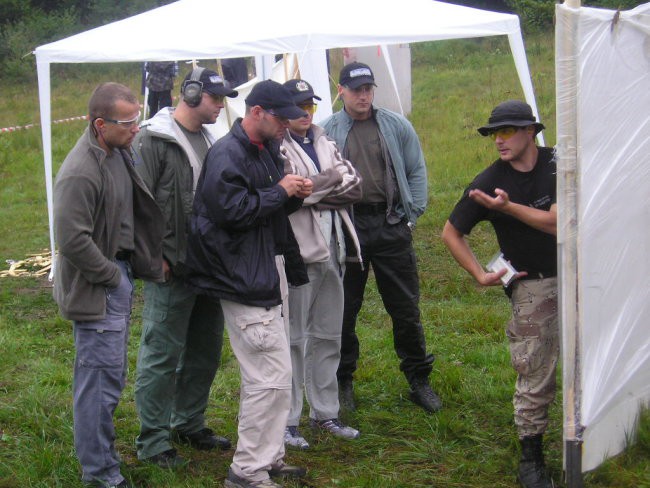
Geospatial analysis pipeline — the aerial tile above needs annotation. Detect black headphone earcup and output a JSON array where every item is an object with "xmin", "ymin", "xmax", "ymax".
[{"xmin": 183, "ymin": 80, "xmax": 202, "ymax": 107}]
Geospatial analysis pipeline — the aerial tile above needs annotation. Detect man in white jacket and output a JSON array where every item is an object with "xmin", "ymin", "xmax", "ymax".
[{"xmin": 280, "ymin": 79, "xmax": 363, "ymax": 449}]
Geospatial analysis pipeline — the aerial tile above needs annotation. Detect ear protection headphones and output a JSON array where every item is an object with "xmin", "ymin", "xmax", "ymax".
[{"xmin": 182, "ymin": 67, "xmax": 206, "ymax": 108}]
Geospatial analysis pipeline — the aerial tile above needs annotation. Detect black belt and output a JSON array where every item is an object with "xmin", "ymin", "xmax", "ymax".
[
  {"xmin": 519, "ymin": 272, "xmax": 556, "ymax": 281},
  {"xmin": 354, "ymin": 202, "xmax": 388, "ymax": 215},
  {"xmin": 115, "ymin": 250, "xmax": 132, "ymax": 261}
]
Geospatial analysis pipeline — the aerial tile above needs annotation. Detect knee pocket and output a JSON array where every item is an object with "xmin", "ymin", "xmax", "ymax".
[
  {"xmin": 507, "ymin": 322, "xmax": 557, "ymax": 377},
  {"xmin": 76, "ymin": 329, "xmax": 125, "ymax": 369},
  {"xmin": 237, "ymin": 309, "xmax": 284, "ymax": 353}
]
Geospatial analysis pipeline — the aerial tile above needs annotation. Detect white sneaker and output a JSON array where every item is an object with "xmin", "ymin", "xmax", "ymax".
[
  {"xmin": 283, "ymin": 426, "xmax": 310, "ymax": 450},
  {"xmin": 310, "ymin": 418, "xmax": 360, "ymax": 440}
]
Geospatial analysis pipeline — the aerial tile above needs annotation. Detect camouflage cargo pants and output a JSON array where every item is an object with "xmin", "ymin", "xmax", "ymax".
[{"xmin": 507, "ymin": 277, "xmax": 559, "ymax": 438}]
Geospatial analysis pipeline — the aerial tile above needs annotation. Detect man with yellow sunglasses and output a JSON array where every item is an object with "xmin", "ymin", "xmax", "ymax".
[
  {"xmin": 280, "ymin": 78, "xmax": 362, "ymax": 450},
  {"xmin": 442, "ymin": 100, "xmax": 557, "ymax": 488}
]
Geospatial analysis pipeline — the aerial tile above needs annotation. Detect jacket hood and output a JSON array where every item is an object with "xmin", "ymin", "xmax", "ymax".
[
  {"xmin": 140, "ymin": 106, "xmax": 217, "ymax": 145},
  {"xmin": 141, "ymin": 106, "xmax": 176, "ymax": 137}
]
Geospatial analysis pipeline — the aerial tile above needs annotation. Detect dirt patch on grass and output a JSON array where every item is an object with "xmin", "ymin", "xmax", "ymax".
[{"xmin": 10, "ymin": 274, "xmax": 53, "ymax": 295}]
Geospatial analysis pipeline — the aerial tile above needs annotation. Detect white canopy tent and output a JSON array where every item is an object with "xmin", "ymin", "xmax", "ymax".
[
  {"xmin": 556, "ymin": 0, "xmax": 650, "ymax": 484},
  {"xmin": 34, "ymin": 0, "xmax": 542, "ymax": 280}
]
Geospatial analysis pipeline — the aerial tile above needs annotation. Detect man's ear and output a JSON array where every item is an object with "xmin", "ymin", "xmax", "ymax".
[
  {"xmin": 93, "ymin": 118, "xmax": 106, "ymax": 131},
  {"xmin": 252, "ymin": 105, "xmax": 264, "ymax": 120}
]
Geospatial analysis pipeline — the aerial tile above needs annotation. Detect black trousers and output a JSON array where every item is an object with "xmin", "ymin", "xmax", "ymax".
[
  {"xmin": 147, "ymin": 90, "xmax": 172, "ymax": 117},
  {"xmin": 337, "ymin": 212, "xmax": 434, "ymax": 385}
]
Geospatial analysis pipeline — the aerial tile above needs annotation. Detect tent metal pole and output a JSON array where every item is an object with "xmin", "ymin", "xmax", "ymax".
[
  {"xmin": 215, "ymin": 59, "xmax": 233, "ymax": 128},
  {"xmin": 556, "ymin": 1, "xmax": 582, "ymax": 487},
  {"xmin": 565, "ymin": 440, "xmax": 584, "ymax": 488},
  {"xmin": 35, "ymin": 58, "xmax": 56, "ymax": 281},
  {"xmin": 506, "ymin": 29, "xmax": 544, "ymax": 147}
]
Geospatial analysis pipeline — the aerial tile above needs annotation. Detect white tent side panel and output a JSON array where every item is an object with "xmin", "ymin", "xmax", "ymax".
[{"xmin": 556, "ymin": 2, "xmax": 650, "ymax": 472}]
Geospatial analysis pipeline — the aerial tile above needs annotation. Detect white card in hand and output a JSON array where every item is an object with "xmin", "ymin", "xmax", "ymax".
[{"xmin": 486, "ymin": 252, "xmax": 517, "ymax": 286}]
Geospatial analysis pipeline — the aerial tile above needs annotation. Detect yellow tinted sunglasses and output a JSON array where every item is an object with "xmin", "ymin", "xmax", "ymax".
[
  {"xmin": 298, "ymin": 103, "xmax": 317, "ymax": 116},
  {"xmin": 488, "ymin": 127, "xmax": 519, "ymax": 140}
]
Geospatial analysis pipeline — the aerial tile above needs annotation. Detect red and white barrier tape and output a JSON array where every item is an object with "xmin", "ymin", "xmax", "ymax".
[
  {"xmin": 1, "ymin": 102, "xmax": 149, "ymax": 134},
  {"xmin": 1, "ymin": 114, "xmax": 88, "ymax": 133}
]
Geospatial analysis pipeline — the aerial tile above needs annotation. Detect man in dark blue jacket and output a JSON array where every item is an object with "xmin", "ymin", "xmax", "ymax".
[{"xmin": 185, "ymin": 80, "xmax": 312, "ymax": 488}]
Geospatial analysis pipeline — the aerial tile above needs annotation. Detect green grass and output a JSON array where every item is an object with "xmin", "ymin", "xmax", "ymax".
[{"xmin": 1, "ymin": 34, "xmax": 649, "ymax": 487}]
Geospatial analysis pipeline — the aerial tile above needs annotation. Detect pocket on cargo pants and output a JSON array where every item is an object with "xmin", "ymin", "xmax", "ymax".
[
  {"xmin": 222, "ymin": 300, "xmax": 291, "ymax": 390},
  {"xmin": 506, "ymin": 279, "xmax": 558, "ymax": 376}
]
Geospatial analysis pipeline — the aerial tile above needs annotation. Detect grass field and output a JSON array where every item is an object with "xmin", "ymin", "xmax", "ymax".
[{"xmin": 0, "ymin": 34, "xmax": 648, "ymax": 487}]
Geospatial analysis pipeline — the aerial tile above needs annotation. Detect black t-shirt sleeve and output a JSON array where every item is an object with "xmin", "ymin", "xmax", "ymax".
[
  {"xmin": 447, "ymin": 162, "xmax": 501, "ymax": 235},
  {"xmin": 448, "ymin": 188, "xmax": 487, "ymax": 235},
  {"xmin": 448, "ymin": 149, "xmax": 557, "ymax": 276}
]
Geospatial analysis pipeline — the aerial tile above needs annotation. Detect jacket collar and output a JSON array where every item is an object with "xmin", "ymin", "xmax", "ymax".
[
  {"xmin": 341, "ymin": 105, "xmax": 377, "ymax": 124},
  {"xmin": 84, "ymin": 125, "xmax": 135, "ymax": 169},
  {"xmin": 231, "ymin": 118, "xmax": 281, "ymax": 155},
  {"xmin": 84, "ymin": 126, "xmax": 108, "ymax": 163}
]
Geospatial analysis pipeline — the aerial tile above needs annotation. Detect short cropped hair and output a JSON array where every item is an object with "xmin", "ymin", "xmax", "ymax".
[{"xmin": 88, "ymin": 82, "xmax": 137, "ymax": 120}]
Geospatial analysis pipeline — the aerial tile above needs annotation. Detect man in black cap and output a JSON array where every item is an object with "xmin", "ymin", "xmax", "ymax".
[
  {"xmin": 184, "ymin": 79, "xmax": 312, "ymax": 488},
  {"xmin": 322, "ymin": 62, "xmax": 441, "ymax": 414},
  {"xmin": 441, "ymin": 100, "xmax": 557, "ymax": 488},
  {"xmin": 132, "ymin": 67, "xmax": 238, "ymax": 468}
]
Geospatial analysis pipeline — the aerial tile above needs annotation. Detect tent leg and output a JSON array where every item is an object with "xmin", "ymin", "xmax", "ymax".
[{"xmin": 565, "ymin": 440, "xmax": 584, "ymax": 488}]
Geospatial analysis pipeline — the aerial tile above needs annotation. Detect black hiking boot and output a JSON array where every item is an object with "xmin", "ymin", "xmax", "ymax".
[
  {"xmin": 408, "ymin": 377, "xmax": 442, "ymax": 413},
  {"xmin": 518, "ymin": 435, "xmax": 554, "ymax": 488}
]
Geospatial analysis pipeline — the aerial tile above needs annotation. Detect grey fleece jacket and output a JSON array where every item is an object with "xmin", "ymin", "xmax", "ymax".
[{"xmin": 53, "ymin": 127, "xmax": 164, "ymax": 321}]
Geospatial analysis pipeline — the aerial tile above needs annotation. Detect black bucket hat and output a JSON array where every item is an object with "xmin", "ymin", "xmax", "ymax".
[{"xmin": 477, "ymin": 100, "xmax": 545, "ymax": 136}]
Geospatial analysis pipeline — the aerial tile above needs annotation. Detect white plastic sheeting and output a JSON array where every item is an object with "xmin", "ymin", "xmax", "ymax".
[{"xmin": 556, "ymin": 1, "xmax": 650, "ymax": 473}]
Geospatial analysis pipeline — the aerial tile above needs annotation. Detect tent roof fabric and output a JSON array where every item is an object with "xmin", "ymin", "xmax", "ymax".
[{"xmin": 35, "ymin": 0, "xmax": 522, "ymax": 63}]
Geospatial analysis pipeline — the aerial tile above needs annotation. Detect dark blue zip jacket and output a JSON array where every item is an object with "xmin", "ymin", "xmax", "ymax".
[{"xmin": 185, "ymin": 118, "xmax": 306, "ymax": 307}]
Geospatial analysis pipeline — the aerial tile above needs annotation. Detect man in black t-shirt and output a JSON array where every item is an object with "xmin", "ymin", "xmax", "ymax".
[{"xmin": 442, "ymin": 100, "xmax": 557, "ymax": 488}]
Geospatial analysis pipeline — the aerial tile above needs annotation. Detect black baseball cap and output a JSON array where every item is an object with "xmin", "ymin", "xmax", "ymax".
[
  {"xmin": 339, "ymin": 62, "xmax": 377, "ymax": 90},
  {"xmin": 245, "ymin": 80, "xmax": 307, "ymax": 119},
  {"xmin": 282, "ymin": 79, "xmax": 322, "ymax": 104},
  {"xmin": 183, "ymin": 68, "xmax": 238, "ymax": 98},
  {"xmin": 477, "ymin": 100, "xmax": 545, "ymax": 136}
]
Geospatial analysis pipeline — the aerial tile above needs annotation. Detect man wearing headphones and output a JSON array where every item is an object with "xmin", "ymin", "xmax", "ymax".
[{"xmin": 132, "ymin": 67, "xmax": 237, "ymax": 468}]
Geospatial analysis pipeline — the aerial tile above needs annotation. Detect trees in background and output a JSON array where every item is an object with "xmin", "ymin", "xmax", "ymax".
[
  {"xmin": 0, "ymin": 0, "xmax": 174, "ymax": 79},
  {"xmin": 450, "ymin": 0, "xmax": 645, "ymax": 30}
]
